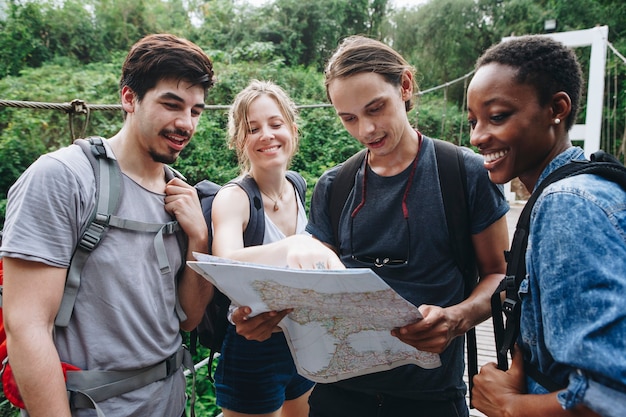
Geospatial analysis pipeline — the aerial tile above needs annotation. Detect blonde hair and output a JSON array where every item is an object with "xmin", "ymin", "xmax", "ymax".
[{"xmin": 228, "ymin": 80, "xmax": 299, "ymax": 173}]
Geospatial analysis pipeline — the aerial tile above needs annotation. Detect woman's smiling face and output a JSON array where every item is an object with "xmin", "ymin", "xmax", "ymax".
[
  {"xmin": 467, "ymin": 63, "xmax": 559, "ymax": 189},
  {"xmin": 244, "ymin": 94, "xmax": 295, "ymax": 171}
]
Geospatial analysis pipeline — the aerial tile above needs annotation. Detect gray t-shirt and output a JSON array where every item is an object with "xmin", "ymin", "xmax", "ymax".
[{"xmin": 1, "ymin": 141, "xmax": 186, "ymax": 416}]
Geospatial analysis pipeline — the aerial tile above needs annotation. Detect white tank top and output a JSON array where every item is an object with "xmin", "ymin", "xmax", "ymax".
[{"xmin": 262, "ymin": 184, "xmax": 308, "ymax": 244}]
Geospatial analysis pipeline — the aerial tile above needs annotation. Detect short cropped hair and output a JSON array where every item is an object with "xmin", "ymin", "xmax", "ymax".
[
  {"xmin": 324, "ymin": 35, "xmax": 418, "ymax": 112},
  {"xmin": 476, "ymin": 35, "xmax": 583, "ymax": 130},
  {"xmin": 120, "ymin": 33, "xmax": 214, "ymax": 106}
]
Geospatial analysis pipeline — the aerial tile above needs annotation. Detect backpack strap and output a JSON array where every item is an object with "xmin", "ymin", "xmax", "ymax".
[
  {"xmin": 433, "ymin": 139, "xmax": 479, "ymax": 407},
  {"xmin": 195, "ymin": 179, "xmax": 223, "ymax": 253},
  {"xmin": 56, "ymin": 137, "xmax": 186, "ymax": 327},
  {"xmin": 164, "ymin": 165, "xmax": 190, "ymax": 325},
  {"xmin": 66, "ymin": 345, "xmax": 195, "ymax": 416},
  {"xmin": 55, "ymin": 137, "xmax": 122, "ymax": 327},
  {"xmin": 329, "ymin": 149, "xmax": 367, "ymax": 248},
  {"xmin": 492, "ymin": 152, "xmax": 626, "ymax": 391},
  {"xmin": 235, "ymin": 171, "xmax": 308, "ymax": 247},
  {"xmin": 286, "ymin": 170, "xmax": 307, "ymax": 205},
  {"xmin": 190, "ymin": 179, "xmax": 226, "ymax": 373},
  {"xmin": 235, "ymin": 175, "xmax": 266, "ymax": 247},
  {"xmin": 433, "ymin": 139, "xmax": 477, "ymax": 295}
]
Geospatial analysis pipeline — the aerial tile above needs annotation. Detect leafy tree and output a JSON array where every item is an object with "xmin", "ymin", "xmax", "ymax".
[
  {"xmin": 409, "ymin": 0, "xmax": 486, "ymax": 106},
  {"xmin": 476, "ymin": 0, "xmax": 544, "ymax": 41},
  {"xmin": 0, "ymin": 1, "xmax": 51, "ymax": 77},
  {"xmin": 2, "ymin": 1, "xmax": 626, "ymax": 414},
  {"xmin": 242, "ymin": 0, "xmax": 390, "ymax": 70},
  {"xmin": 95, "ymin": 0, "xmax": 148, "ymax": 51},
  {"xmin": 387, "ymin": 6, "xmax": 422, "ymax": 68},
  {"xmin": 42, "ymin": 0, "xmax": 106, "ymax": 64}
]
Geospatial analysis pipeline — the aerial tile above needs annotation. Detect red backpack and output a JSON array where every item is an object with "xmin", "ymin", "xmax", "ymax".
[{"xmin": 0, "ymin": 257, "xmax": 6, "ymax": 366}]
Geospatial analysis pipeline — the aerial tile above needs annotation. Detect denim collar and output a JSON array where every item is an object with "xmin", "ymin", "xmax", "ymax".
[{"xmin": 533, "ymin": 146, "xmax": 586, "ymax": 193}]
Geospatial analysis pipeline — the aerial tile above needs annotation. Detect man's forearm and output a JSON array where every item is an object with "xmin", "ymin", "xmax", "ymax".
[
  {"xmin": 8, "ymin": 334, "xmax": 72, "ymax": 416},
  {"xmin": 179, "ymin": 238, "xmax": 215, "ymax": 331},
  {"xmin": 450, "ymin": 272, "xmax": 503, "ymax": 336}
]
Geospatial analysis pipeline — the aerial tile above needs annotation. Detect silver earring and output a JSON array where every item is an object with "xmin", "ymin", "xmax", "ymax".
[{"xmin": 554, "ymin": 118, "xmax": 561, "ymax": 125}]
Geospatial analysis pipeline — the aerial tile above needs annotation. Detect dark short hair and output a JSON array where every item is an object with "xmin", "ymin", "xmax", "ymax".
[
  {"xmin": 120, "ymin": 34, "xmax": 214, "ymax": 105},
  {"xmin": 476, "ymin": 35, "xmax": 582, "ymax": 130},
  {"xmin": 324, "ymin": 35, "xmax": 418, "ymax": 112}
]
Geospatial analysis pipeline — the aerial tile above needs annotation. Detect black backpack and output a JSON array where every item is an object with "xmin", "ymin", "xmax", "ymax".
[
  {"xmin": 191, "ymin": 171, "xmax": 307, "ymax": 379},
  {"xmin": 491, "ymin": 150, "xmax": 626, "ymax": 391},
  {"xmin": 328, "ymin": 138, "xmax": 480, "ymax": 405}
]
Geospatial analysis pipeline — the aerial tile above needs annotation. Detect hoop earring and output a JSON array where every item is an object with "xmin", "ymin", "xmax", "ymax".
[{"xmin": 554, "ymin": 118, "xmax": 561, "ymax": 125}]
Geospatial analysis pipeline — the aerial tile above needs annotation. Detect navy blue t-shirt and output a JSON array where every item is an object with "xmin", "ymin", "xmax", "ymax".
[{"xmin": 306, "ymin": 135, "xmax": 508, "ymax": 400}]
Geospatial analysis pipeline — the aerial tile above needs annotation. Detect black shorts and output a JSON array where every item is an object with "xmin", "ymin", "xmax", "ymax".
[
  {"xmin": 215, "ymin": 326, "xmax": 314, "ymax": 414},
  {"xmin": 308, "ymin": 383, "xmax": 469, "ymax": 417}
]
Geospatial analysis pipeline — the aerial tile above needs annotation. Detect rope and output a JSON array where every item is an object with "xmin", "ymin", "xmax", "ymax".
[
  {"xmin": 608, "ymin": 42, "xmax": 626, "ymax": 65},
  {"xmin": 1, "ymin": 41, "xmax": 624, "ymax": 115},
  {"xmin": 440, "ymin": 85, "xmax": 448, "ymax": 138},
  {"xmin": 0, "ymin": 99, "xmax": 121, "ymax": 112},
  {"xmin": 610, "ymin": 58, "xmax": 619, "ymax": 155},
  {"xmin": 459, "ymin": 76, "xmax": 468, "ymax": 145},
  {"xmin": 418, "ymin": 69, "xmax": 476, "ymax": 95},
  {"xmin": 0, "ymin": 99, "xmax": 318, "ymax": 112},
  {"xmin": 0, "ymin": 68, "xmax": 476, "ymax": 116}
]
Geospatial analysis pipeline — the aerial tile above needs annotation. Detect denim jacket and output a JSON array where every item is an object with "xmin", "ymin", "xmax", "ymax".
[{"xmin": 520, "ymin": 147, "xmax": 626, "ymax": 415}]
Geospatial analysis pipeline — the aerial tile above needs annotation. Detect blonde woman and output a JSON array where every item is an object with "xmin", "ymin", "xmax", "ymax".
[{"xmin": 210, "ymin": 80, "xmax": 314, "ymax": 417}]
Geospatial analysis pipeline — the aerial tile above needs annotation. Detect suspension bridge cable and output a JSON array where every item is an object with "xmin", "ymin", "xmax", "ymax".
[
  {"xmin": 417, "ymin": 70, "xmax": 476, "ymax": 95},
  {"xmin": 608, "ymin": 42, "xmax": 626, "ymax": 65},
  {"xmin": 0, "ymin": 70, "xmax": 476, "ymax": 115}
]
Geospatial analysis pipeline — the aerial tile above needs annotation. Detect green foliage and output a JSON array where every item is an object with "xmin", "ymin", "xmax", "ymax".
[
  {"xmin": 0, "ymin": 131, "xmax": 47, "ymax": 195},
  {"xmin": 295, "ymin": 108, "xmax": 360, "ymax": 177},
  {"xmin": 205, "ymin": 59, "xmax": 327, "ymax": 111},
  {"xmin": 187, "ymin": 350, "xmax": 222, "ymax": 416},
  {"xmin": 174, "ymin": 114, "xmax": 239, "ymax": 187},
  {"xmin": 403, "ymin": 0, "xmax": 489, "ymax": 105},
  {"xmin": 0, "ymin": 399, "xmax": 19, "ymax": 417},
  {"xmin": 0, "ymin": 60, "xmax": 123, "ymax": 225},
  {"xmin": 0, "ymin": 0, "xmax": 625, "ymax": 413},
  {"xmin": 0, "ymin": 61, "xmax": 122, "ymax": 148},
  {"xmin": 414, "ymin": 95, "xmax": 473, "ymax": 148},
  {"xmin": 41, "ymin": 0, "xmax": 109, "ymax": 64},
  {"xmin": 0, "ymin": 1, "xmax": 51, "ymax": 77},
  {"xmin": 0, "ymin": 0, "xmax": 624, "ymax": 221},
  {"xmin": 180, "ymin": 330, "xmax": 222, "ymax": 417}
]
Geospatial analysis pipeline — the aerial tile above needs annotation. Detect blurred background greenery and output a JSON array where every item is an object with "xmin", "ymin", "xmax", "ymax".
[{"xmin": 1, "ymin": 0, "xmax": 625, "ymax": 414}]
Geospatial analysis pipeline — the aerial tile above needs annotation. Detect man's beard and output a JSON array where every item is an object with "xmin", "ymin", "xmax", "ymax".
[
  {"xmin": 149, "ymin": 148, "xmax": 178, "ymax": 165},
  {"xmin": 150, "ymin": 129, "xmax": 188, "ymax": 164}
]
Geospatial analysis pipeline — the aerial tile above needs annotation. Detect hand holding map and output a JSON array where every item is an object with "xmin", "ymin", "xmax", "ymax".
[{"xmin": 188, "ymin": 253, "xmax": 441, "ymax": 383}]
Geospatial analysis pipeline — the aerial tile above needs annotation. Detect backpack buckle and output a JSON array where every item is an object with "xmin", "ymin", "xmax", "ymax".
[
  {"xmin": 503, "ymin": 274, "xmax": 517, "ymax": 292},
  {"xmin": 502, "ymin": 297, "xmax": 517, "ymax": 315},
  {"xmin": 162, "ymin": 221, "xmax": 180, "ymax": 235},
  {"xmin": 79, "ymin": 214, "xmax": 110, "ymax": 251},
  {"xmin": 164, "ymin": 349, "xmax": 182, "ymax": 377},
  {"xmin": 79, "ymin": 224, "xmax": 105, "ymax": 251},
  {"xmin": 87, "ymin": 136, "xmax": 107, "ymax": 158}
]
